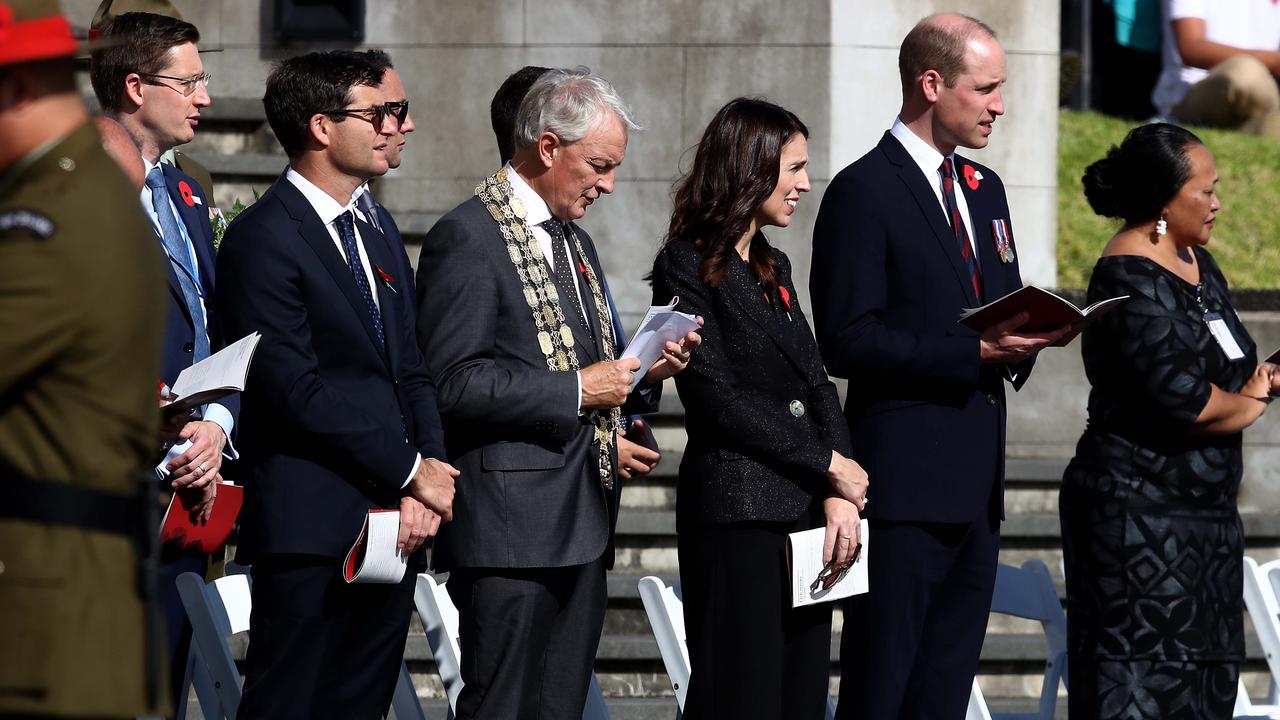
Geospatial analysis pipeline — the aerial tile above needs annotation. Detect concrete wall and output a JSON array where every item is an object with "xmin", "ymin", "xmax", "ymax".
[{"xmin": 66, "ymin": 0, "xmax": 1061, "ymax": 325}]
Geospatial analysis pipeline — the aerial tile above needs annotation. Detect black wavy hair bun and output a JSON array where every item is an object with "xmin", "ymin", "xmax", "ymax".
[{"xmin": 1081, "ymin": 122, "xmax": 1203, "ymax": 226}]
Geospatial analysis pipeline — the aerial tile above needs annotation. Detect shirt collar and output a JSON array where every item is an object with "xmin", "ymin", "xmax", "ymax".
[
  {"xmin": 890, "ymin": 117, "xmax": 955, "ymax": 182},
  {"xmin": 285, "ymin": 166, "xmax": 358, "ymax": 226},
  {"xmin": 505, "ymin": 162, "xmax": 553, "ymax": 227}
]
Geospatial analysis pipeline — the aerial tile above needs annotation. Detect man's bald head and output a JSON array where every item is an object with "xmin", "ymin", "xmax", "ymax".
[
  {"xmin": 898, "ymin": 13, "xmax": 997, "ymax": 96},
  {"xmin": 95, "ymin": 116, "xmax": 145, "ymax": 189}
]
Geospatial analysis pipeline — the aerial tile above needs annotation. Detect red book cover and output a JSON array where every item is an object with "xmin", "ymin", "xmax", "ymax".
[
  {"xmin": 159, "ymin": 482, "xmax": 243, "ymax": 554},
  {"xmin": 958, "ymin": 286, "xmax": 1129, "ymax": 347}
]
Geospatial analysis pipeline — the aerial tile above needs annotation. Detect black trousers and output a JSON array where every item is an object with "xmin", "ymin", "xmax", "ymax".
[
  {"xmin": 237, "ymin": 554, "xmax": 417, "ymax": 720},
  {"xmin": 836, "ymin": 510, "xmax": 1000, "ymax": 720},
  {"xmin": 447, "ymin": 556, "xmax": 607, "ymax": 720},
  {"xmin": 679, "ymin": 515, "xmax": 833, "ymax": 720}
]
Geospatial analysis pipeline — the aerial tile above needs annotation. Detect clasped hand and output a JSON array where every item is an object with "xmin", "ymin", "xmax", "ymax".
[
  {"xmin": 641, "ymin": 317, "xmax": 704, "ymax": 384},
  {"xmin": 979, "ymin": 312, "xmax": 1069, "ymax": 363}
]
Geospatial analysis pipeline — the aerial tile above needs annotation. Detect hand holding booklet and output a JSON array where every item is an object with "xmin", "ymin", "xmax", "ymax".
[
  {"xmin": 958, "ymin": 286, "xmax": 1129, "ymax": 348},
  {"xmin": 163, "ymin": 332, "xmax": 261, "ymax": 415},
  {"xmin": 787, "ymin": 520, "xmax": 870, "ymax": 608},
  {"xmin": 343, "ymin": 509, "xmax": 407, "ymax": 584},
  {"xmin": 621, "ymin": 297, "xmax": 700, "ymax": 391}
]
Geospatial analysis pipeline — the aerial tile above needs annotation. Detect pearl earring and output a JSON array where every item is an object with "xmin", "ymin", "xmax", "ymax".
[{"xmin": 1156, "ymin": 215, "xmax": 1168, "ymax": 236}]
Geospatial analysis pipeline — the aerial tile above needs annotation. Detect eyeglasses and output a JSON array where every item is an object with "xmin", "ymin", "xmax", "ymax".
[
  {"xmin": 809, "ymin": 542, "xmax": 862, "ymax": 594},
  {"xmin": 140, "ymin": 72, "xmax": 211, "ymax": 97}
]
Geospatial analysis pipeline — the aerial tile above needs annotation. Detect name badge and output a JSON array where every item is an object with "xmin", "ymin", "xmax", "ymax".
[{"xmin": 1205, "ymin": 312, "xmax": 1246, "ymax": 360}]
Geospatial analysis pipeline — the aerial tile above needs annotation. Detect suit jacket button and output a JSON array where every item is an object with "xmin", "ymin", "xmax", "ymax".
[
  {"xmin": 182, "ymin": 342, "xmax": 194, "ymax": 353},
  {"xmin": 789, "ymin": 400, "xmax": 805, "ymax": 417},
  {"xmin": 986, "ymin": 393, "xmax": 997, "ymax": 405}
]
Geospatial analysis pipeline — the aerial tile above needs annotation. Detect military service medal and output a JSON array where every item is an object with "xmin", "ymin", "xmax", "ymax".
[{"xmin": 991, "ymin": 218, "xmax": 1015, "ymax": 264}]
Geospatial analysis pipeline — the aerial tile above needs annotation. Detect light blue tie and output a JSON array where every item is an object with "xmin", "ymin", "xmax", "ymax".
[{"xmin": 146, "ymin": 167, "xmax": 210, "ymax": 361}]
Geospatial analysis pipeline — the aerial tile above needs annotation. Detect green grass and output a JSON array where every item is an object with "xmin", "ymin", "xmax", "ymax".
[{"xmin": 1057, "ymin": 110, "xmax": 1280, "ymax": 288}]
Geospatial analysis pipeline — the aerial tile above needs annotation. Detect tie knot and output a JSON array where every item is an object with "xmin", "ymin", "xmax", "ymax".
[
  {"xmin": 145, "ymin": 166, "xmax": 166, "ymax": 191},
  {"xmin": 539, "ymin": 218, "xmax": 567, "ymax": 237},
  {"xmin": 940, "ymin": 157, "xmax": 954, "ymax": 176},
  {"xmin": 335, "ymin": 209, "xmax": 355, "ymax": 230}
]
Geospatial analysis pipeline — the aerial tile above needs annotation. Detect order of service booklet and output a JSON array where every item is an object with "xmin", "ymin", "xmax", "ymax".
[
  {"xmin": 158, "ymin": 481, "xmax": 243, "ymax": 554},
  {"xmin": 622, "ymin": 297, "xmax": 700, "ymax": 391},
  {"xmin": 164, "ymin": 332, "xmax": 261, "ymax": 415},
  {"xmin": 958, "ymin": 286, "xmax": 1129, "ymax": 348},
  {"xmin": 343, "ymin": 509, "xmax": 407, "ymax": 584},
  {"xmin": 787, "ymin": 520, "xmax": 870, "ymax": 608}
]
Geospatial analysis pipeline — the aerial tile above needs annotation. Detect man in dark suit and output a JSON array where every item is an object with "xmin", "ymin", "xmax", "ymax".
[
  {"xmin": 416, "ymin": 67, "xmax": 695, "ymax": 719},
  {"xmin": 216, "ymin": 51, "xmax": 457, "ymax": 719},
  {"xmin": 90, "ymin": 10, "xmax": 233, "ymax": 707},
  {"xmin": 810, "ymin": 14, "xmax": 1066, "ymax": 720}
]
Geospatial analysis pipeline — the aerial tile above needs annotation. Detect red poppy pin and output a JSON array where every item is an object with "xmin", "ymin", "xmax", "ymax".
[
  {"xmin": 375, "ymin": 264, "xmax": 397, "ymax": 294},
  {"xmin": 963, "ymin": 164, "xmax": 981, "ymax": 191},
  {"xmin": 177, "ymin": 180, "xmax": 201, "ymax": 207},
  {"xmin": 577, "ymin": 259, "xmax": 597, "ymax": 286},
  {"xmin": 778, "ymin": 285, "xmax": 793, "ymax": 321}
]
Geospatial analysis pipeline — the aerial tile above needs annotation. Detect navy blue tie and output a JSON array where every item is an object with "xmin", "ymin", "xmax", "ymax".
[
  {"xmin": 335, "ymin": 210, "xmax": 385, "ymax": 348},
  {"xmin": 146, "ymin": 167, "xmax": 210, "ymax": 361}
]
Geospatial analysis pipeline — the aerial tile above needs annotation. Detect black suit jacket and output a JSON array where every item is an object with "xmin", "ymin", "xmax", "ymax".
[
  {"xmin": 215, "ymin": 172, "xmax": 446, "ymax": 562},
  {"xmin": 652, "ymin": 240, "xmax": 851, "ymax": 528},
  {"xmin": 810, "ymin": 132, "xmax": 1031, "ymax": 525},
  {"xmin": 415, "ymin": 195, "xmax": 658, "ymax": 571}
]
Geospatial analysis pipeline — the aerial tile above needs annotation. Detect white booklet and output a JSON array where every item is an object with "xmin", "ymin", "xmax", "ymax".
[
  {"xmin": 622, "ymin": 297, "xmax": 700, "ymax": 391},
  {"xmin": 165, "ymin": 331, "xmax": 261, "ymax": 414},
  {"xmin": 787, "ymin": 520, "xmax": 870, "ymax": 608},
  {"xmin": 343, "ymin": 509, "xmax": 407, "ymax": 584}
]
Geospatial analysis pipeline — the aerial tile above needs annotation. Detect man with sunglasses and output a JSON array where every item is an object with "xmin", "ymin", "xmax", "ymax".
[
  {"xmin": 216, "ymin": 51, "xmax": 455, "ymax": 719},
  {"xmin": 348, "ymin": 50, "xmax": 418, "ymax": 304},
  {"xmin": 89, "ymin": 10, "xmax": 235, "ymax": 711}
]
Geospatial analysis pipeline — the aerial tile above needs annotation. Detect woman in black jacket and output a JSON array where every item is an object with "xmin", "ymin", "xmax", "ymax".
[{"xmin": 650, "ymin": 98, "xmax": 869, "ymax": 719}]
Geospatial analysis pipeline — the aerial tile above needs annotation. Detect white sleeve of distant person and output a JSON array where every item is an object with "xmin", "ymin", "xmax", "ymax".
[{"xmin": 1169, "ymin": 0, "xmax": 1206, "ymax": 21}]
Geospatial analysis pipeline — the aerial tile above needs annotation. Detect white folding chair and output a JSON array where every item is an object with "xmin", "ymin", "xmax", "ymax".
[
  {"xmin": 636, "ymin": 575, "xmax": 837, "ymax": 719},
  {"xmin": 985, "ymin": 560, "xmax": 1068, "ymax": 720},
  {"xmin": 1235, "ymin": 556, "xmax": 1280, "ymax": 718},
  {"xmin": 176, "ymin": 564, "xmax": 424, "ymax": 720},
  {"xmin": 414, "ymin": 573, "xmax": 611, "ymax": 720}
]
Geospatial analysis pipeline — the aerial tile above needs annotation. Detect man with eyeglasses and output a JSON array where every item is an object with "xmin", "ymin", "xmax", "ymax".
[
  {"xmin": 215, "ymin": 50, "xmax": 456, "ymax": 719},
  {"xmin": 89, "ymin": 9, "xmax": 235, "ymax": 712}
]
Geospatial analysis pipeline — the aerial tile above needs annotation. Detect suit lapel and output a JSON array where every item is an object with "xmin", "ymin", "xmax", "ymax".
[
  {"xmin": 956, "ymin": 156, "xmax": 1006, "ymax": 302},
  {"xmin": 721, "ymin": 255, "xmax": 808, "ymax": 376},
  {"xmin": 274, "ymin": 178, "xmax": 387, "ymax": 357},
  {"xmin": 565, "ymin": 225, "xmax": 604, "ymax": 362},
  {"xmin": 879, "ymin": 133, "xmax": 980, "ymax": 307},
  {"xmin": 163, "ymin": 165, "xmax": 216, "ymax": 296},
  {"xmin": 357, "ymin": 214, "xmax": 399, "ymax": 370}
]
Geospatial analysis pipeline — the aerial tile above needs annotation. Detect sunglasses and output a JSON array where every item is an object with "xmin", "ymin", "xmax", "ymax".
[
  {"xmin": 809, "ymin": 542, "xmax": 862, "ymax": 594},
  {"xmin": 322, "ymin": 101, "xmax": 410, "ymax": 129}
]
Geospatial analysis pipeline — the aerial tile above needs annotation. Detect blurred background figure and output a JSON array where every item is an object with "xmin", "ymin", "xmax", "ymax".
[
  {"xmin": 95, "ymin": 115, "xmax": 145, "ymax": 188},
  {"xmin": 1063, "ymin": 122, "xmax": 1275, "ymax": 719},
  {"xmin": 1152, "ymin": 0, "xmax": 1280, "ymax": 136},
  {"xmin": 650, "ymin": 97, "xmax": 864, "ymax": 720},
  {"xmin": 0, "ymin": 1, "xmax": 167, "ymax": 717}
]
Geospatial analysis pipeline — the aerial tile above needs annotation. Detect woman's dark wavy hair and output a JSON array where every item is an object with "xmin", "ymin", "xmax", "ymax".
[
  {"xmin": 1082, "ymin": 122, "xmax": 1204, "ymax": 226},
  {"xmin": 661, "ymin": 97, "xmax": 808, "ymax": 291}
]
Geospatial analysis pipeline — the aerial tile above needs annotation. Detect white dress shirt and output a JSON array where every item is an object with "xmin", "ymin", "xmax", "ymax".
[
  {"xmin": 889, "ymin": 119, "xmax": 978, "ymax": 257},
  {"xmin": 285, "ymin": 167, "xmax": 421, "ymax": 487},
  {"xmin": 143, "ymin": 157, "xmax": 237, "ymax": 477},
  {"xmin": 506, "ymin": 164, "xmax": 588, "ymax": 410}
]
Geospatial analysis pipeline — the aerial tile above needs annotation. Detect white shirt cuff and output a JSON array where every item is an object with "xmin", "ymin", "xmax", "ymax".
[
  {"xmin": 576, "ymin": 370, "xmax": 583, "ymax": 412},
  {"xmin": 401, "ymin": 454, "xmax": 422, "ymax": 489},
  {"xmin": 203, "ymin": 402, "xmax": 239, "ymax": 460}
]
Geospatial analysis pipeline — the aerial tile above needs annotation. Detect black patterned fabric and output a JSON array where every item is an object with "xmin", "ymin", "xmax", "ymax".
[{"xmin": 1061, "ymin": 247, "xmax": 1255, "ymax": 719}]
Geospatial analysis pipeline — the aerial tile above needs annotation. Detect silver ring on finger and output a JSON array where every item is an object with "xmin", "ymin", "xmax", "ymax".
[{"xmin": 839, "ymin": 535, "xmax": 853, "ymax": 540}]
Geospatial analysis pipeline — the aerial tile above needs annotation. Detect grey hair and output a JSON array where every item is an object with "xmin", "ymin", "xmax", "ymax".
[{"xmin": 512, "ymin": 66, "xmax": 641, "ymax": 149}]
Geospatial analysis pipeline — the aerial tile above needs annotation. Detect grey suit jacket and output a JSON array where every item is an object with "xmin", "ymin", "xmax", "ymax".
[{"xmin": 415, "ymin": 195, "xmax": 658, "ymax": 570}]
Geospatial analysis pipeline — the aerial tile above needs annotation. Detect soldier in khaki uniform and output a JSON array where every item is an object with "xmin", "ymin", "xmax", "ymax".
[{"xmin": 0, "ymin": 2, "xmax": 167, "ymax": 717}]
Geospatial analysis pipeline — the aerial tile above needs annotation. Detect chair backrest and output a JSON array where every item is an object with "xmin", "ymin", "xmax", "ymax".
[
  {"xmin": 1245, "ymin": 557, "xmax": 1280, "ymax": 691},
  {"xmin": 987, "ymin": 560, "xmax": 1068, "ymax": 720},
  {"xmin": 967, "ymin": 678, "xmax": 994, "ymax": 720},
  {"xmin": 637, "ymin": 576, "xmax": 690, "ymax": 710},
  {"xmin": 178, "ymin": 565, "xmax": 424, "ymax": 720},
  {"xmin": 415, "ymin": 573, "xmax": 610, "ymax": 720},
  {"xmin": 636, "ymin": 576, "xmax": 835, "ymax": 719}
]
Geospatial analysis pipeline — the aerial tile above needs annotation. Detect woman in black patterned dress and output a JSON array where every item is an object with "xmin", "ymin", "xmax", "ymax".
[{"xmin": 1062, "ymin": 123, "xmax": 1276, "ymax": 719}]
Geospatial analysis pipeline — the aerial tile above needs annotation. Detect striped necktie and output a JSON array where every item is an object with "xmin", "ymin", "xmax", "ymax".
[{"xmin": 940, "ymin": 157, "xmax": 981, "ymax": 300}]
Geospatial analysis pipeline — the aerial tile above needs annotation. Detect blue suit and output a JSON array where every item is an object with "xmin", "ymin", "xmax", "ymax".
[
  {"xmin": 811, "ymin": 131, "xmax": 1033, "ymax": 719},
  {"xmin": 217, "ymin": 172, "xmax": 447, "ymax": 718}
]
